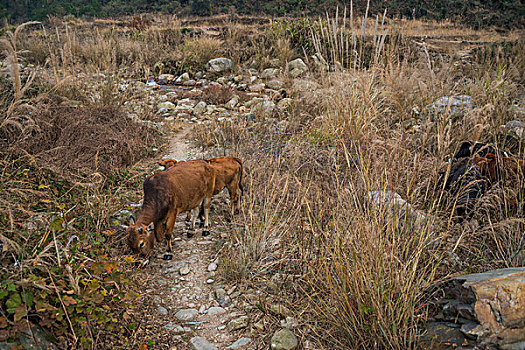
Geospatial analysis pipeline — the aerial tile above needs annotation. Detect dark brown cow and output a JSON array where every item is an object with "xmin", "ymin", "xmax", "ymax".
[
  {"xmin": 157, "ymin": 158, "xmax": 179, "ymax": 170},
  {"xmin": 126, "ymin": 160, "xmax": 216, "ymax": 257}
]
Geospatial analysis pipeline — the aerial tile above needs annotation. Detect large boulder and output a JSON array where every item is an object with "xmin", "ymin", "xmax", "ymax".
[
  {"xmin": 424, "ymin": 268, "xmax": 525, "ymax": 349},
  {"xmin": 206, "ymin": 58, "xmax": 234, "ymax": 74}
]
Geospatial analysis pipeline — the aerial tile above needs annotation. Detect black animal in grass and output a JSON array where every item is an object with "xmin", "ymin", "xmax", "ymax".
[{"xmin": 453, "ymin": 141, "xmax": 509, "ymax": 160}]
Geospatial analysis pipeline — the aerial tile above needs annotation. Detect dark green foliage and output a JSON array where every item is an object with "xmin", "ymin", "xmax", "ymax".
[{"xmin": 1, "ymin": 0, "xmax": 524, "ymax": 29}]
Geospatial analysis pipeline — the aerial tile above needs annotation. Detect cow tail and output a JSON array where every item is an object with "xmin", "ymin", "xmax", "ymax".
[{"xmin": 235, "ymin": 157, "xmax": 244, "ymax": 197}]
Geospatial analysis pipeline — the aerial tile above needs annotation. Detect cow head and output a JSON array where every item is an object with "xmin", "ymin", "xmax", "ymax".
[
  {"xmin": 126, "ymin": 218, "xmax": 155, "ymax": 256},
  {"xmin": 157, "ymin": 159, "xmax": 178, "ymax": 171}
]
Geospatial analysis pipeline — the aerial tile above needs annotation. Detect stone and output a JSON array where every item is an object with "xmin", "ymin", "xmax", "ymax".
[
  {"xmin": 227, "ymin": 316, "xmax": 249, "ymax": 332},
  {"xmin": 207, "ymin": 306, "xmax": 226, "ymax": 315},
  {"xmin": 158, "ymin": 101, "xmax": 176, "ymax": 110},
  {"xmin": 266, "ymin": 79, "xmax": 284, "ymax": 90},
  {"xmin": 253, "ymin": 320, "xmax": 264, "ymax": 332},
  {"xmin": 225, "ymin": 96, "xmax": 239, "ymax": 109},
  {"xmin": 270, "ymin": 328, "xmax": 298, "ymax": 350},
  {"xmin": 190, "ymin": 336, "xmax": 218, "ymax": 350},
  {"xmin": 175, "ymin": 308, "xmax": 199, "ymax": 322},
  {"xmin": 0, "ymin": 325, "xmax": 58, "ymax": 350},
  {"xmin": 368, "ymin": 190, "xmax": 433, "ymax": 235},
  {"xmin": 208, "ymin": 262, "xmax": 218, "ymax": 271},
  {"xmin": 157, "ymin": 305, "xmax": 168, "ymax": 315},
  {"xmin": 158, "ymin": 74, "xmax": 175, "ymax": 84},
  {"xmin": 421, "ymin": 322, "xmax": 469, "ymax": 349},
  {"xmin": 226, "ymin": 337, "xmax": 251, "ymax": 349},
  {"xmin": 249, "ymin": 83, "xmax": 265, "ymax": 92},
  {"xmin": 176, "ymin": 72, "xmax": 190, "ymax": 83},
  {"xmin": 180, "ymin": 265, "xmax": 190, "ymax": 275},
  {"xmin": 206, "ymin": 105, "xmax": 217, "ymax": 114},
  {"xmin": 240, "ymin": 113, "xmax": 256, "ymax": 122},
  {"xmin": 194, "ymin": 101, "xmax": 207, "ymax": 114},
  {"xmin": 206, "ymin": 58, "xmax": 234, "ymax": 74},
  {"xmin": 292, "ymin": 79, "xmax": 320, "ymax": 92},
  {"xmin": 261, "ymin": 68, "xmax": 280, "ymax": 80},
  {"xmin": 311, "ymin": 53, "xmax": 329, "ymax": 72},
  {"xmin": 277, "ymin": 98, "xmax": 293, "ymax": 109},
  {"xmin": 269, "ymin": 304, "xmax": 290, "ymax": 317},
  {"xmin": 427, "ymin": 95, "xmax": 473, "ymax": 115},
  {"xmin": 288, "ymin": 58, "xmax": 308, "ymax": 75},
  {"xmin": 505, "ymin": 120, "xmax": 525, "ymax": 138},
  {"xmin": 434, "ymin": 267, "xmax": 525, "ymax": 349},
  {"xmin": 162, "ymin": 260, "xmax": 188, "ymax": 274},
  {"xmin": 253, "ymin": 101, "xmax": 276, "ymax": 115}
]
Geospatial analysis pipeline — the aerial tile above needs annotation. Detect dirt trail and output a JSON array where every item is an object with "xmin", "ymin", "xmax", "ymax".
[{"xmin": 130, "ymin": 126, "xmax": 251, "ymax": 350}]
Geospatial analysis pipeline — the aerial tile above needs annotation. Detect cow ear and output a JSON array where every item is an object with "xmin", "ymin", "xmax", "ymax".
[
  {"xmin": 129, "ymin": 217, "xmax": 135, "ymax": 225},
  {"xmin": 147, "ymin": 222, "xmax": 154, "ymax": 232}
]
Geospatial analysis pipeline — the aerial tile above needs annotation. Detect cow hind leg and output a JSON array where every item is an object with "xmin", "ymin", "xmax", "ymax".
[
  {"xmin": 202, "ymin": 195, "xmax": 212, "ymax": 236},
  {"xmin": 187, "ymin": 205, "xmax": 200, "ymax": 238}
]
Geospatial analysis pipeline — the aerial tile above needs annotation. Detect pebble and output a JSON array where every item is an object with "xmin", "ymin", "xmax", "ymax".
[
  {"xmin": 207, "ymin": 306, "xmax": 226, "ymax": 316},
  {"xmin": 207, "ymin": 262, "xmax": 218, "ymax": 271},
  {"xmin": 227, "ymin": 316, "xmax": 249, "ymax": 332},
  {"xmin": 175, "ymin": 308, "xmax": 199, "ymax": 322},
  {"xmin": 206, "ymin": 279, "xmax": 215, "ymax": 284},
  {"xmin": 190, "ymin": 336, "xmax": 218, "ymax": 350},
  {"xmin": 157, "ymin": 305, "xmax": 168, "ymax": 316},
  {"xmin": 199, "ymin": 305, "xmax": 206, "ymax": 314},
  {"xmin": 270, "ymin": 328, "xmax": 298, "ymax": 350},
  {"xmin": 226, "ymin": 337, "xmax": 251, "ymax": 349},
  {"xmin": 180, "ymin": 265, "xmax": 191, "ymax": 275}
]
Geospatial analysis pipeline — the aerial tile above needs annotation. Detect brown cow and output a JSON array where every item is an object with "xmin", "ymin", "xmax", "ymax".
[
  {"xmin": 126, "ymin": 160, "xmax": 216, "ymax": 258},
  {"xmin": 473, "ymin": 153, "xmax": 525, "ymax": 184},
  {"xmin": 157, "ymin": 156, "xmax": 244, "ymax": 221}
]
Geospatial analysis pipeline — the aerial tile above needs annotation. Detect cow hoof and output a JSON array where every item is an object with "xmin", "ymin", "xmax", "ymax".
[
  {"xmin": 187, "ymin": 231, "xmax": 194, "ymax": 238},
  {"xmin": 162, "ymin": 254, "xmax": 173, "ymax": 261},
  {"xmin": 202, "ymin": 230, "xmax": 210, "ymax": 237}
]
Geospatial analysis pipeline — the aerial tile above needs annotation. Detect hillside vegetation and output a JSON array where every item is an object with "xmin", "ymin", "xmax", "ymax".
[
  {"xmin": 2, "ymin": 0, "xmax": 525, "ymax": 29},
  {"xmin": 1, "ymin": 8, "xmax": 524, "ymax": 350}
]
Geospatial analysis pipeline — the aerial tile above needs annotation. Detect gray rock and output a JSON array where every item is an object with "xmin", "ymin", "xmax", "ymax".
[
  {"xmin": 270, "ymin": 328, "xmax": 298, "ymax": 350},
  {"xmin": 162, "ymin": 260, "xmax": 188, "ymax": 274},
  {"xmin": 253, "ymin": 100, "xmax": 276, "ymax": 115},
  {"xmin": 266, "ymin": 79, "xmax": 284, "ymax": 90},
  {"xmin": 261, "ymin": 68, "xmax": 280, "ymax": 80},
  {"xmin": 225, "ymin": 96, "xmax": 239, "ymax": 109},
  {"xmin": 190, "ymin": 336, "xmax": 218, "ymax": 350},
  {"xmin": 227, "ymin": 316, "xmax": 249, "ymax": 332},
  {"xmin": 249, "ymin": 83, "xmax": 265, "ymax": 92},
  {"xmin": 207, "ymin": 306, "xmax": 226, "ymax": 315},
  {"xmin": 277, "ymin": 98, "xmax": 292, "ymax": 109},
  {"xmin": 269, "ymin": 304, "xmax": 290, "ymax": 317},
  {"xmin": 226, "ymin": 337, "xmax": 251, "ymax": 349},
  {"xmin": 158, "ymin": 101, "xmax": 176, "ymax": 110},
  {"xmin": 240, "ymin": 113, "xmax": 256, "ymax": 122},
  {"xmin": 288, "ymin": 58, "xmax": 308, "ymax": 73},
  {"xmin": 158, "ymin": 74, "xmax": 175, "ymax": 84},
  {"xmin": 311, "ymin": 53, "xmax": 329, "ymax": 72},
  {"xmin": 505, "ymin": 120, "xmax": 525, "ymax": 138},
  {"xmin": 175, "ymin": 308, "xmax": 199, "ymax": 322},
  {"xmin": 0, "ymin": 325, "xmax": 58, "ymax": 350},
  {"xmin": 206, "ymin": 105, "xmax": 217, "ymax": 114},
  {"xmin": 194, "ymin": 101, "xmax": 207, "ymax": 114},
  {"xmin": 206, "ymin": 58, "xmax": 234, "ymax": 74},
  {"xmin": 292, "ymin": 79, "xmax": 320, "ymax": 92},
  {"xmin": 218, "ymin": 295, "xmax": 231, "ymax": 307},
  {"xmin": 208, "ymin": 262, "xmax": 218, "ymax": 271},
  {"xmin": 157, "ymin": 305, "xmax": 168, "ymax": 316},
  {"xmin": 176, "ymin": 72, "xmax": 190, "ymax": 83},
  {"xmin": 427, "ymin": 95, "xmax": 473, "ymax": 115},
  {"xmin": 180, "ymin": 265, "xmax": 190, "ymax": 275}
]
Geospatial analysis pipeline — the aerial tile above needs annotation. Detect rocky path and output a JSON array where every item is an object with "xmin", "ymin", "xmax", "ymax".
[{"xmin": 128, "ymin": 127, "xmax": 255, "ymax": 350}]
